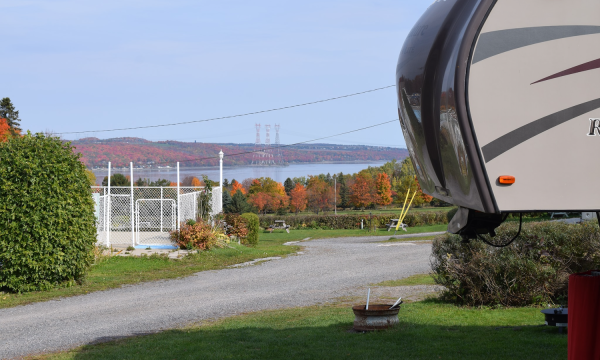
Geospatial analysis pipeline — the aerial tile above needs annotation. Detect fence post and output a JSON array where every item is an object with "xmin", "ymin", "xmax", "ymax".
[
  {"xmin": 130, "ymin": 162, "xmax": 134, "ymax": 247},
  {"xmin": 160, "ymin": 187, "xmax": 163, "ymax": 232},
  {"xmin": 107, "ymin": 162, "xmax": 111, "ymax": 248},
  {"xmin": 219, "ymin": 150, "xmax": 224, "ymax": 213},
  {"xmin": 177, "ymin": 162, "xmax": 180, "ymax": 231}
]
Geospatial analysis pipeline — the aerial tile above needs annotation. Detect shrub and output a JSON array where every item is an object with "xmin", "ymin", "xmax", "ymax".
[
  {"xmin": 257, "ymin": 211, "xmax": 450, "ymax": 230},
  {"xmin": 431, "ymin": 221, "xmax": 600, "ymax": 306},
  {"xmin": 170, "ymin": 219, "xmax": 223, "ymax": 250},
  {"xmin": 0, "ymin": 133, "xmax": 97, "ymax": 292},
  {"xmin": 224, "ymin": 213, "xmax": 249, "ymax": 240},
  {"xmin": 241, "ymin": 213, "xmax": 259, "ymax": 246}
]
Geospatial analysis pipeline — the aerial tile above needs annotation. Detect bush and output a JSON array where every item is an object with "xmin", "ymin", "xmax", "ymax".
[
  {"xmin": 241, "ymin": 213, "xmax": 259, "ymax": 246},
  {"xmin": 0, "ymin": 133, "xmax": 97, "ymax": 292},
  {"xmin": 224, "ymin": 213, "xmax": 249, "ymax": 240},
  {"xmin": 257, "ymin": 211, "xmax": 450, "ymax": 230},
  {"xmin": 431, "ymin": 221, "xmax": 600, "ymax": 306},
  {"xmin": 170, "ymin": 218, "xmax": 223, "ymax": 250}
]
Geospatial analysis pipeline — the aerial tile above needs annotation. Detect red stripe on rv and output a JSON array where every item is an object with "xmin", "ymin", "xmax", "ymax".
[{"xmin": 532, "ymin": 58, "xmax": 600, "ymax": 84}]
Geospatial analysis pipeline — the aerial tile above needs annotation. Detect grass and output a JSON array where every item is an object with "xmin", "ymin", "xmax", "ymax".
[
  {"xmin": 258, "ymin": 224, "xmax": 447, "ymax": 242},
  {"xmin": 0, "ymin": 224, "xmax": 446, "ymax": 309},
  {"xmin": 0, "ymin": 238, "xmax": 297, "ymax": 309},
  {"xmin": 374, "ymin": 273, "xmax": 437, "ymax": 287},
  {"xmin": 36, "ymin": 300, "xmax": 566, "ymax": 360}
]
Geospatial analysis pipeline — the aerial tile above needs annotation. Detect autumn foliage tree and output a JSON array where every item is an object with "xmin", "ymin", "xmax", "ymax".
[
  {"xmin": 306, "ymin": 176, "xmax": 333, "ymax": 214},
  {"xmin": 0, "ymin": 118, "xmax": 12, "ymax": 142},
  {"xmin": 375, "ymin": 173, "xmax": 392, "ymax": 207},
  {"xmin": 247, "ymin": 177, "xmax": 289, "ymax": 214},
  {"xmin": 350, "ymin": 172, "xmax": 374, "ymax": 209},
  {"xmin": 289, "ymin": 183, "xmax": 308, "ymax": 214},
  {"xmin": 230, "ymin": 180, "xmax": 246, "ymax": 196}
]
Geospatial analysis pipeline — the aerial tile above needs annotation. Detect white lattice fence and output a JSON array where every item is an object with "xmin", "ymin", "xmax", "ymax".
[{"xmin": 92, "ymin": 186, "xmax": 220, "ymax": 247}]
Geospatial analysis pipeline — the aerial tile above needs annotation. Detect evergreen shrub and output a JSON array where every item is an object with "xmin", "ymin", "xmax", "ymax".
[
  {"xmin": 431, "ymin": 221, "xmax": 600, "ymax": 306},
  {"xmin": 241, "ymin": 213, "xmax": 259, "ymax": 246},
  {"xmin": 0, "ymin": 133, "xmax": 97, "ymax": 292}
]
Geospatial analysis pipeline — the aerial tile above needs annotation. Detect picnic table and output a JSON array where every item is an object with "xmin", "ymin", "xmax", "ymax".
[
  {"xmin": 385, "ymin": 218, "xmax": 407, "ymax": 232},
  {"xmin": 267, "ymin": 220, "xmax": 291, "ymax": 233}
]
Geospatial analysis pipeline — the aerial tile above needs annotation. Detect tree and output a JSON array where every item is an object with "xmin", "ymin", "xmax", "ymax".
[
  {"xmin": 289, "ymin": 183, "xmax": 308, "ymax": 214},
  {"xmin": 228, "ymin": 189, "xmax": 251, "ymax": 213},
  {"xmin": 0, "ymin": 97, "xmax": 21, "ymax": 134},
  {"xmin": 338, "ymin": 173, "xmax": 350, "ymax": 210},
  {"xmin": 223, "ymin": 178, "xmax": 229, "ymax": 188},
  {"xmin": 283, "ymin": 177, "xmax": 294, "ymax": 195},
  {"xmin": 0, "ymin": 118, "xmax": 12, "ymax": 142},
  {"xmin": 85, "ymin": 169, "xmax": 96, "ymax": 186},
  {"xmin": 230, "ymin": 180, "xmax": 246, "ymax": 196},
  {"xmin": 150, "ymin": 178, "xmax": 171, "ymax": 186},
  {"xmin": 350, "ymin": 172, "xmax": 373, "ymax": 209},
  {"xmin": 375, "ymin": 173, "xmax": 393, "ymax": 207},
  {"xmin": 222, "ymin": 189, "xmax": 233, "ymax": 212},
  {"xmin": 191, "ymin": 177, "xmax": 202, "ymax": 187},
  {"xmin": 248, "ymin": 192, "xmax": 270, "ymax": 214},
  {"xmin": 102, "ymin": 173, "xmax": 130, "ymax": 186},
  {"xmin": 306, "ymin": 176, "xmax": 333, "ymax": 214}
]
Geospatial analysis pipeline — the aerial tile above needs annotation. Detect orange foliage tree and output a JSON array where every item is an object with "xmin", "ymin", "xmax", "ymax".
[
  {"xmin": 191, "ymin": 177, "xmax": 202, "ymax": 187},
  {"xmin": 247, "ymin": 177, "xmax": 289, "ymax": 214},
  {"xmin": 350, "ymin": 172, "xmax": 374, "ymax": 209},
  {"xmin": 230, "ymin": 180, "xmax": 246, "ymax": 196},
  {"xmin": 289, "ymin": 183, "xmax": 308, "ymax": 214},
  {"xmin": 375, "ymin": 173, "xmax": 393, "ymax": 207},
  {"xmin": 306, "ymin": 176, "xmax": 333, "ymax": 214},
  {"xmin": 0, "ymin": 118, "xmax": 11, "ymax": 142}
]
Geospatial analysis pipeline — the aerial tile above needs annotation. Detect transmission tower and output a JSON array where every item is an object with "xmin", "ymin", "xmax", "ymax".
[
  {"xmin": 252, "ymin": 123, "xmax": 263, "ymax": 165},
  {"xmin": 274, "ymin": 124, "xmax": 284, "ymax": 165},
  {"xmin": 264, "ymin": 125, "xmax": 274, "ymax": 165}
]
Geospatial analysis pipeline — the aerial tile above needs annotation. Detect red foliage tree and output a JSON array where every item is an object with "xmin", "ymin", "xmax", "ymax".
[
  {"xmin": 289, "ymin": 183, "xmax": 308, "ymax": 214},
  {"xmin": 0, "ymin": 118, "xmax": 11, "ymax": 142},
  {"xmin": 306, "ymin": 176, "xmax": 333, "ymax": 214},
  {"xmin": 248, "ymin": 192, "xmax": 270, "ymax": 214},
  {"xmin": 350, "ymin": 172, "xmax": 374, "ymax": 209}
]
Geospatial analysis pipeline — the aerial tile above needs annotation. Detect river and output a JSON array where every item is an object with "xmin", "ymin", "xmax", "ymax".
[{"xmin": 92, "ymin": 162, "xmax": 387, "ymax": 184}]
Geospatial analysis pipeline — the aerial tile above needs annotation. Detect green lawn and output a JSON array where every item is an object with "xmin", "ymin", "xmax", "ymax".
[
  {"xmin": 0, "ymin": 238, "xmax": 297, "ymax": 309},
  {"xmin": 258, "ymin": 225, "xmax": 447, "ymax": 242},
  {"xmin": 374, "ymin": 273, "xmax": 437, "ymax": 287},
  {"xmin": 38, "ymin": 300, "xmax": 566, "ymax": 360},
  {"xmin": 0, "ymin": 225, "xmax": 446, "ymax": 309}
]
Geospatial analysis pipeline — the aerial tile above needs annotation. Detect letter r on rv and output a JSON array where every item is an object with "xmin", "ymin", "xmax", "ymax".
[{"xmin": 588, "ymin": 118, "xmax": 600, "ymax": 136}]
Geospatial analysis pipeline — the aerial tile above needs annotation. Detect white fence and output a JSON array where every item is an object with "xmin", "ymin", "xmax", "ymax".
[{"xmin": 92, "ymin": 186, "xmax": 223, "ymax": 247}]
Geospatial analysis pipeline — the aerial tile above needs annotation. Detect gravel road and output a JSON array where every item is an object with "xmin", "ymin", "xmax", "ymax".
[{"xmin": 0, "ymin": 234, "xmax": 437, "ymax": 359}]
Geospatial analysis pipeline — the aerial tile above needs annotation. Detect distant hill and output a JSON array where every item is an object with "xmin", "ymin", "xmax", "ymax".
[{"xmin": 70, "ymin": 137, "xmax": 408, "ymax": 168}]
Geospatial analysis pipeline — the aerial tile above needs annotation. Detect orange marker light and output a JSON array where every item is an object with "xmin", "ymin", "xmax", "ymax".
[{"xmin": 498, "ymin": 175, "xmax": 515, "ymax": 185}]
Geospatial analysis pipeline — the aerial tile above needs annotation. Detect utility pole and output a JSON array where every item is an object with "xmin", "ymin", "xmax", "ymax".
[{"xmin": 334, "ymin": 175, "xmax": 337, "ymax": 215}]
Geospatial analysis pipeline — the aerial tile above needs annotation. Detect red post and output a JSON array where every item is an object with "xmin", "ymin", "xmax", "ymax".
[{"xmin": 568, "ymin": 270, "xmax": 600, "ymax": 359}]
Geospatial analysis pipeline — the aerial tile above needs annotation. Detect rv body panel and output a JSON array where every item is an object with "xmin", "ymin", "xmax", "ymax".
[
  {"xmin": 469, "ymin": 0, "xmax": 600, "ymax": 211},
  {"xmin": 397, "ymin": 0, "xmax": 600, "ymax": 215}
]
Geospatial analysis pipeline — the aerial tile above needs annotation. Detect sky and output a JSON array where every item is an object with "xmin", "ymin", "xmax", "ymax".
[{"xmin": 2, "ymin": 0, "xmax": 431, "ymax": 148}]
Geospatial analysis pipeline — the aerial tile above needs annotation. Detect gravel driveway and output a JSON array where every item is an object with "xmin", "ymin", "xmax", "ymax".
[{"xmin": 0, "ymin": 235, "xmax": 436, "ymax": 359}]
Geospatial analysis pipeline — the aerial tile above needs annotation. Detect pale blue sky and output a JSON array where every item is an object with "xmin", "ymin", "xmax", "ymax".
[{"xmin": 2, "ymin": 0, "xmax": 430, "ymax": 147}]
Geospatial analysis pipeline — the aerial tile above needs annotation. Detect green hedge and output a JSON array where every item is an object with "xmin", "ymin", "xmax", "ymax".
[
  {"xmin": 0, "ymin": 133, "xmax": 97, "ymax": 292},
  {"xmin": 431, "ymin": 221, "xmax": 600, "ymax": 307},
  {"xmin": 258, "ymin": 211, "xmax": 450, "ymax": 230}
]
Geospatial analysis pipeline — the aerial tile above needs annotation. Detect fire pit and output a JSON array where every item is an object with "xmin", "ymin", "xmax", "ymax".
[
  {"xmin": 541, "ymin": 307, "xmax": 568, "ymax": 334},
  {"xmin": 352, "ymin": 304, "xmax": 400, "ymax": 331}
]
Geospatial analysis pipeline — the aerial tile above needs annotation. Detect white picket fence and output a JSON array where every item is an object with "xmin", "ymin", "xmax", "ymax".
[{"xmin": 92, "ymin": 186, "xmax": 222, "ymax": 247}]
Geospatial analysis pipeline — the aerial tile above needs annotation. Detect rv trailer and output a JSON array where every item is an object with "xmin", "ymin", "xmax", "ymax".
[{"xmin": 396, "ymin": 0, "xmax": 600, "ymax": 239}]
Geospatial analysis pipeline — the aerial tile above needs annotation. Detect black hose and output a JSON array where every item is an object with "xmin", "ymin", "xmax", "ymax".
[{"xmin": 478, "ymin": 212, "xmax": 522, "ymax": 248}]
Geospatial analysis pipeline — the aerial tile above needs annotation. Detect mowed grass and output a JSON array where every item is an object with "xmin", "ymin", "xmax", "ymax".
[
  {"xmin": 37, "ymin": 300, "xmax": 566, "ymax": 360},
  {"xmin": 259, "ymin": 224, "xmax": 447, "ymax": 242},
  {"xmin": 374, "ymin": 273, "xmax": 437, "ymax": 287},
  {"xmin": 0, "ymin": 225, "xmax": 446, "ymax": 309},
  {"xmin": 0, "ymin": 238, "xmax": 297, "ymax": 309}
]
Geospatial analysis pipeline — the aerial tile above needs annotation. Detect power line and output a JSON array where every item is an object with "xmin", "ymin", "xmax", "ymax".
[
  {"xmin": 57, "ymin": 85, "xmax": 395, "ymax": 135},
  {"xmin": 154, "ymin": 119, "xmax": 399, "ymax": 165}
]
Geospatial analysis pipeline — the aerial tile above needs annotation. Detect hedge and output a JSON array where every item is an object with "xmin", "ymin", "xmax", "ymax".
[
  {"xmin": 431, "ymin": 220, "xmax": 600, "ymax": 306},
  {"xmin": 258, "ymin": 211, "xmax": 450, "ymax": 230},
  {"xmin": 0, "ymin": 133, "xmax": 97, "ymax": 292}
]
